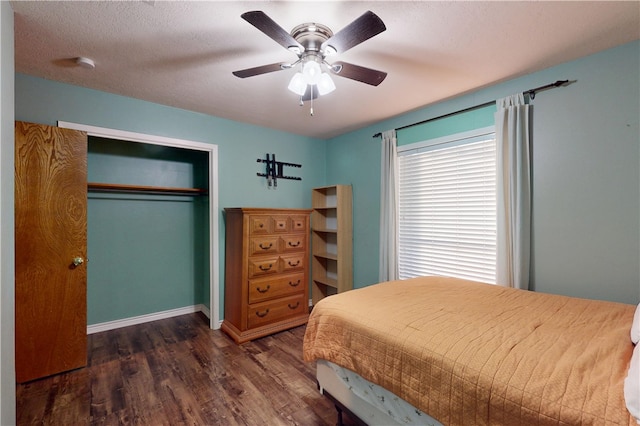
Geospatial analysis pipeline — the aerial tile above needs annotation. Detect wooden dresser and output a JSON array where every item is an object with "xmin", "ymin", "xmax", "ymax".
[{"xmin": 222, "ymin": 208, "xmax": 312, "ymax": 344}]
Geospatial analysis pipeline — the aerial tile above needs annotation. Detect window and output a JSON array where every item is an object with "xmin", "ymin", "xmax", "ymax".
[{"xmin": 397, "ymin": 127, "xmax": 496, "ymax": 283}]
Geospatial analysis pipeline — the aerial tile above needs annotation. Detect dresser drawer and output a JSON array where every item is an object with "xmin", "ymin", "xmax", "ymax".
[
  {"xmin": 281, "ymin": 253, "xmax": 305, "ymax": 273},
  {"xmin": 249, "ymin": 215, "xmax": 271, "ymax": 234},
  {"xmin": 249, "ymin": 236, "xmax": 279, "ymax": 256},
  {"xmin": 291, "ymin": 215, "xmax": 307, "ymax": 232},
  {"xmin": 281, "ymin": 235, "xmax": 306, "ymax": 253},
  {"xmin": 248, "ymin": 273, "xmax": 305, "ymax": 304},
  {"xmin": 247, "ymin": 256, "xmax": 279, "ymax": 278},
  {"xmin": 272, "ymin": 215, "xmax": 289, "ymax": 233},
  {"xmin": 247, "ymin": 293, "xmax": 306, "ymax": 329}
]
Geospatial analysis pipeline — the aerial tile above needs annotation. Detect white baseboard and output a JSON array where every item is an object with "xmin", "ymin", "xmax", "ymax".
[
  {"xmin": 200, "ymin": 304, "xmax": 211, "ymax": 319},
  {"xmin": 87, "ymin": 304, "xmax": 210, "ymax": 334},
  {"xmin": 86, "ymin": 299, "xmax": 305, "ymax": 335}
]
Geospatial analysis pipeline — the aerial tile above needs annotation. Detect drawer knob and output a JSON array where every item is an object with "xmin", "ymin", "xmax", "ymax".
[
  {"xmin": 288, "ymin": 241, "xmax": 301, "ymax": 247},
  {"xmin": 259, "ymin": 264, "xmax": 273, "ymax": 271},
  {"xmin": 288, "ymin": 260, "xmax": 300, "ymax": 267},
  {"xmin": 256, "ymin": 309, "xmax": 270, "ymax": 318},
  {"xmin": 259, "ymin": 242, "xmax": 273, "ymax": 250},
  {"xmin": 288, "ymin": 302, "xmax": 300, "ymax": 310},
  {"xmin": 256, "ymin": 285, "xmax": 271, "ymax": 293},
  {"xmin": 289, "ymin": 280, "xmax": 300, "ymax": 287}
]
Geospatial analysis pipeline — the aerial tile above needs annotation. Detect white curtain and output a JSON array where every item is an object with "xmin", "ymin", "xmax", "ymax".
[
  {"xmin": 495, "ymin": 93, "xmax": 531, "ymax": 289},
  {"xmin": 379, "ymin": 129, "xmax": 399, "ymax": 282}
]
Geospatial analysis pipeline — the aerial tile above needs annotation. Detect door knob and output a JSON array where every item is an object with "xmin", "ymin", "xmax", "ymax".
[{"xmin": 72, "ymin": 257, "xmax": 84, "ymax": 267}]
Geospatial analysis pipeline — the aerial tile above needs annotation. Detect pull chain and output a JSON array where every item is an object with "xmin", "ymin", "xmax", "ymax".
[{"xmin": 297, "ymin": 85, "xmax": 316, "ymax": 116}]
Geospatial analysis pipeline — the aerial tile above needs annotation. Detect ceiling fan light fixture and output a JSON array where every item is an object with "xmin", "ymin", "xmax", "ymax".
[
  {"xmin": 288, "ymin": 72, "xmax": 307, "ymax": 96},
  {"xmin": 317, "ymin": 73, "xmax": 336, "ymax": 95},
  {"xmin": 302, "ymin": 59, "xmax": 322, "ymax": 85}
]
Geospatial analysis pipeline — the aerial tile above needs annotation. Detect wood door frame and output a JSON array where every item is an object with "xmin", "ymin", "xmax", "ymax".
[{"xmin": 57, "ymin": 121, "xmax": 220, "ymax": 330}]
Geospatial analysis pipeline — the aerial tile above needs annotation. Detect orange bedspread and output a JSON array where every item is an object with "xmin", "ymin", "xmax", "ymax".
[{"xmin": 303, "ymin": 276, "xmax": 636, "ymax": 425}]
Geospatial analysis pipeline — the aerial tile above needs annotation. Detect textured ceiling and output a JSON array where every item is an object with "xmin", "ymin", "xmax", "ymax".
[{"xmin": 11, "ymin": 1, "xmax": 640, "ymax": 139}]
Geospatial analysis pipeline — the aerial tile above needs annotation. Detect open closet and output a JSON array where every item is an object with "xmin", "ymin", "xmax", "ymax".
[
  {"xmin": 87, "ymin": 136, "xmax": 210, "ymax": 328},
  {"xmin": 59, "ymin": 121, "xmax": 220, "ymax": 332},
  {"xmin": 16, "ymin": 121, "xmax": 218, "ymax": 382}
]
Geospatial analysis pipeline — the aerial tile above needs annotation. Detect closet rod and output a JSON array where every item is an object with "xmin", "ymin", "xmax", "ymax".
[
  {"xmin": 87, "ymin": 182, "xmax": 208, "ymax": 196},
  {"xmin": 372, "ymin": 79, "xmax": 571, "ymax": 138}
]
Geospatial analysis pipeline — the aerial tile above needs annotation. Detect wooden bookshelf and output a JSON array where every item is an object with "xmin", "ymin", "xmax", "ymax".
[{"xmin": 311, "ymin": 185, "xmax": 353, "ymax": 305}]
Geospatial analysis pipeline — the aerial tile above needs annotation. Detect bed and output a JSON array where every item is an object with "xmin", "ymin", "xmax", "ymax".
[{"xmin": 303, "ymin": 276, "xmax": 640, "ymax": 425}]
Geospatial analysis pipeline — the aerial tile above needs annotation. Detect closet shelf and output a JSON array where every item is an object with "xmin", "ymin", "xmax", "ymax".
[{"xmin": 87, "ymin": 182, "xmax": 208, "ymax": 196}]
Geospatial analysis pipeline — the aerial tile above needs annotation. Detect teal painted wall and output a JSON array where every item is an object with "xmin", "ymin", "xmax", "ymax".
[
  {"xmin": 15, "ymin": 74, "xmax": 326, "ymax": 324},
  {"xmin": 397, "ymin": 104, "xmax": 496, "ymax": 146},
  {"xmin": 14, "ymin": 39, "xmax": 640, "ymax": 321},
  {"xmin": 327, "ymin": 40, "xmax": 640, "ymax": 304}
]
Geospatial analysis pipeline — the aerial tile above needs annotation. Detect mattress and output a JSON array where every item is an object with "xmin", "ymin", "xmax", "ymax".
[
  {"xmin": 317, "ymin": 359, "xmax": 442, "ymax": 425},
  {"xmin": 303, "ymin": 276, "xmax": 636, "ymax": 425}
]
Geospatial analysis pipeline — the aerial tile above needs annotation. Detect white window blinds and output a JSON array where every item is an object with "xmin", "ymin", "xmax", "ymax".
[{"xmin": 397, "ymin": 128, "xmax": 496, "ymax": 284}]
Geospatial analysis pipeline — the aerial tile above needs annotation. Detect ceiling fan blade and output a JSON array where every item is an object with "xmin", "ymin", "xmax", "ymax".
[
  {"xmin": 330, "ymin": 61, "xmax": 387, "ymax": 86},
  {"xmin": 241, "ymin": 11, "xmax": 304, "ymax": 53},
  {"xmin": 321, "ymin": 11, "xmax": 386, "ymax": 54},
  {"xmin": 232, "ymin": 62, "xmax": 288, "ymax": 78}
]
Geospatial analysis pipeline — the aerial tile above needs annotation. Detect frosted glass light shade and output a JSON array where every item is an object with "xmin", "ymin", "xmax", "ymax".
[
  {"xmin": 317, "ymin": 73, "xmax": 336, "ymax": 95},
  {"xmin": 302, "ymin": 60, "xmax": 321, "ymax": 85},
  {"xmin": 288, "ymin": 72, "xmax": 307, "ymax": 96}
]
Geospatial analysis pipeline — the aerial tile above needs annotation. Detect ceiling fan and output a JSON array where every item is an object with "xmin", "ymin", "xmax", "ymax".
[{"xmin": 232, "ymin": 10, "xmax": 387, "ymax": 105}]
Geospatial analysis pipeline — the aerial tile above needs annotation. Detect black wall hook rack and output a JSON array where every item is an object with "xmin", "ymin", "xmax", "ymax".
[{"xmin": 257, "ymin": 153, "xmax": 302, "ymax": 188}]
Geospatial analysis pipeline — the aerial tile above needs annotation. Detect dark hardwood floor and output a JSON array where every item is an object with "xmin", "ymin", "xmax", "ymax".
[{"xmin": 16, "ymin": 313, "xmax": 355, "ymax": 425}]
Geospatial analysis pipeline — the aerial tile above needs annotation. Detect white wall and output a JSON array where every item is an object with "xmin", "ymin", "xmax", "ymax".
[{"xmin": 0, "ymin": 1, "xmax": 16, "ymax": 424}]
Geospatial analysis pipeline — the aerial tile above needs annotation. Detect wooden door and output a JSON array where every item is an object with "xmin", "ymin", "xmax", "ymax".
[{"xmin": 15, "ymin": 121, "xmax": 88, "ymax": 383}]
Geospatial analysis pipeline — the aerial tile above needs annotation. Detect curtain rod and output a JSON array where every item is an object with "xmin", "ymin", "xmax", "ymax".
[{"xmin": 372, "ymin": 79, "xmax": 571, "ymax": 138}]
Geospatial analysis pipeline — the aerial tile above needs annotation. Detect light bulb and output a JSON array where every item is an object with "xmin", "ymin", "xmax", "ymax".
[
  {"xmin": 317, "ymin": 73, "xmax": 336, "ymax": 95},
  {"xmin": 302, "ymin": 60, "xmax": 321, "ymax": 85},
  {"xmin": 287, "ymin": 72, "xmax": 307, "ymax": 96}
]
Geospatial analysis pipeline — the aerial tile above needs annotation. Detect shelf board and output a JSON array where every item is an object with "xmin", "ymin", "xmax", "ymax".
[
  {"xmin": 314, "ymin": 252, "xmax": 338, "ymax": 261},
  {"xmin": 313, "ymin": 206, "xmax": 338, "ymax": 210},
  {"xmin": 313, "ymin": 277, "xmax": 338, "ymax": 289},
  {"xmin": 88, "ymin": 182, "xmax": 208, "ymax": 196},
  {"xmin": 312, "ymin": 228, "xmax": 338, "ymax": 234}
]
